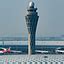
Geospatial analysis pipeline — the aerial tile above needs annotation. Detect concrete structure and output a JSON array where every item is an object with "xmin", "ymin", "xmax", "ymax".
[{"xmin": 25, "ymin": 2, "xmax": 39, "ymax": 54}]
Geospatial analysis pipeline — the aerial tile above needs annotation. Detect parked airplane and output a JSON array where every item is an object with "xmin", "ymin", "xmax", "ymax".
[
  {"xmin": 55, "ymin": 47, "xmax": 64, "ymax": 53},
  {"xmin": 0, "ymin": 47, "xmax": 22, "ymax": 54}
]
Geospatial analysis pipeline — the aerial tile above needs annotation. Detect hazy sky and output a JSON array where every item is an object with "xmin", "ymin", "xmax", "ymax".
[{"xmin": 0, "ymin": 0, "xmax": 64, "ymax": 37}]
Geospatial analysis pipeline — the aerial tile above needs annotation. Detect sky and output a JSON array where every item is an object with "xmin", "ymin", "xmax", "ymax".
[{"xmin": 0, "ymin": 0, "xmax": 64, "ymax": 37}]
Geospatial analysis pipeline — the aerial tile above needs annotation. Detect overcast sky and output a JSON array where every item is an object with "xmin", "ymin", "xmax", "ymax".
[{"xmin": 0, "ymin": 0, "xmax": 64, "ymax": 37}]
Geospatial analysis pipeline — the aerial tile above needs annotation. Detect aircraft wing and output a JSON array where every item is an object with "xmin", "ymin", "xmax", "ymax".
[{"xmin": 11, "ymin": 50, "xmax": 22, "ymax": 53}]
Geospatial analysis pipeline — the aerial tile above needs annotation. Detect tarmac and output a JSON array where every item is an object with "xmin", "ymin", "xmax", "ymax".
[{"xmin": 0, "ymin": 54, "xmax": 64, "ymax": 64}]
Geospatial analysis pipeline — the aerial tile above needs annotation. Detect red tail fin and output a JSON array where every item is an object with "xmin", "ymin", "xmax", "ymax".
[{"xmin": 7, "ymin": 47, "xmax": 11, "ymax": 53}]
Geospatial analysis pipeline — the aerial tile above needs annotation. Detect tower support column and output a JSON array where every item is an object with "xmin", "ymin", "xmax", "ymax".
[{"xmin": 28, "ymin": 33, "xmax": 35, "ymax": 55}]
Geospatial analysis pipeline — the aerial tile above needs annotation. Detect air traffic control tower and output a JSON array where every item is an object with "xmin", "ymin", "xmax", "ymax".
[{"xmin": 25, "ymin": 2, "xmax": 39, "ymax": 55}]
